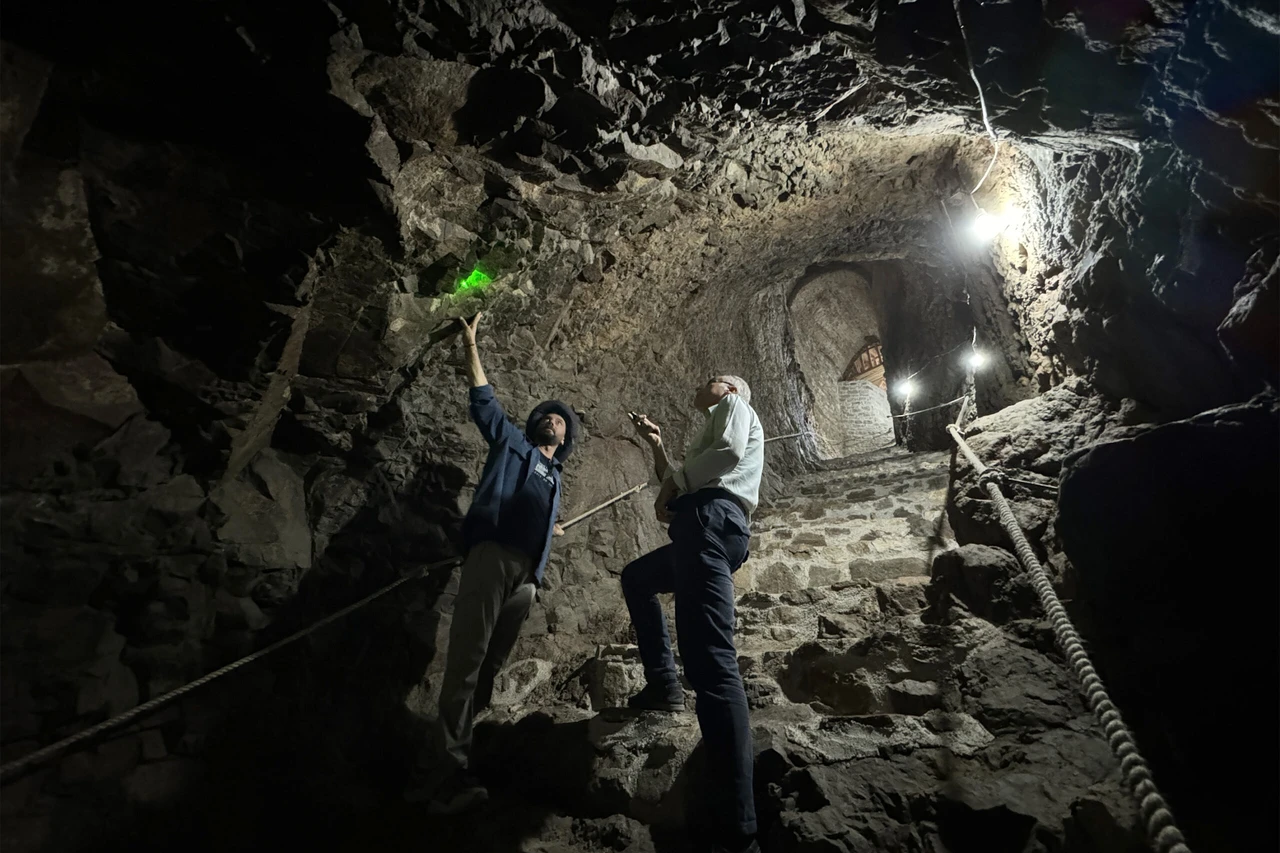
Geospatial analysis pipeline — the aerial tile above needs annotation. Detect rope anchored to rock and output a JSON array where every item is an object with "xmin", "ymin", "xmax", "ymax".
[{"xmin": 946, "ymin": 422, "xmax": 1192, "ymax": 853}]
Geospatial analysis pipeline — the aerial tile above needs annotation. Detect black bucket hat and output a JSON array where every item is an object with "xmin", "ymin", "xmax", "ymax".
[{"xmin": 526, "ymin": 400, "xmax": 579, "ymax": 461}]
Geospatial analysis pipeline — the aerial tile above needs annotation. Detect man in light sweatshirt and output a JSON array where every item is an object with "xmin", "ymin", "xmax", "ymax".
[{"xmin": 622, "ymin": 374, "xmax": 765, "ymax": 853}]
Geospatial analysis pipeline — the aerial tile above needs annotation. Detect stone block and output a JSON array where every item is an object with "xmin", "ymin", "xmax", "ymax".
[
  {"xmin": 58, "ymin": 751, "xmax": 96, "ymax": 785},
  {"xmin": 92, "ymin": 415, "xmax": 172, "ymax": 487},
  {"xmin": 490, "ymin": 658, "xmax": 554, "ymax": 709},
  {"xmin": 753, "ymin": 561, "xmax": 809, "ymax": 593},
  {"xmin": 847, "ymin": 556, "xmax": 928, "ymax": 582},
  {"xmin": 807, "ymin": 564, "xmax": 847, "ymax": 587},
  {"xmin": 590, "ymin": 649, "xmax": 644, "ymax": 711},
  {"xmin": 212, "ymin": 450, "xmax": 311, "ymax": 570},
  {"xmin": 817, "ymin": 613, "xmax": 869, "ymax": 639},
  {"xmin": 887, "ymin": 679, "xmax": 943, "ymax": 715},
  {"xmin": 146, "ymin": 475, "xmax": 206, "ymax": 517},
  {"xmin": 74, "ymin": 660, "xmax": 137, "ymax": 717},
  {"xmin": 0, "ymin": 159, "xmax": 108, "ymax": 366},
  {"xmin": 0, "ymin": 766, "xmax": 49, "ymax": 817},
  {"xmin": 214, "ymin": 588, "xmax": 271, "ymax": 631},
  {"xmin": 94, "ymin": 735, "xmax": 140, "ymax": 781},
  {"xmin": 546, "ymin": 604, "xmax": 581, "ymax": 634},
  {"xmin": 34, "ymin": 607, "xmax": 113, "ymax": 664}
]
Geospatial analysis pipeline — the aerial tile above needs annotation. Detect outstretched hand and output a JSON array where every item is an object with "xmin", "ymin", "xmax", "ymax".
[
  {"xmin": 629, "ymin": 412, "xmax": 662, "ymax": 448},
  {"xmin": 458, "ymin": 312, "xmax": 483, "ymax": 346}
]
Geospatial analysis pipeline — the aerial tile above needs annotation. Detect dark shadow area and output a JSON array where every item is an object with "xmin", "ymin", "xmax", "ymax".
[
  {"xmin": 19, "ymin": 455, "xmax": 465, "ymax": 853},
  {"xmin": 934, "ymin": 799, "xmax": 1035, "ymax": 853},
  {"xmin": 1058, "ymin": 395, "xmax": 1280, "ymax": 853}
]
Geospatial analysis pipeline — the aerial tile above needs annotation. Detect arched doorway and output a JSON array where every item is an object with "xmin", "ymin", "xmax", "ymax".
[
  {"xmin": 836, "ymin": 338, "xmax": 895, "ymax": 455},
  {"xmin": 788, "ymin": 268, "xmax": 895, "ymax": 459}
]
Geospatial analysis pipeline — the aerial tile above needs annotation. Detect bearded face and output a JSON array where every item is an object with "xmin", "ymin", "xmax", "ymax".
[{"xmin": 535, "ymin": 413, "xmax": 566, "ymax": 446}]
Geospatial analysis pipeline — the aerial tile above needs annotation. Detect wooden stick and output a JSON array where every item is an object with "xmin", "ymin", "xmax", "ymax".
[{"xmin": 560, "ymin": 482, "xmax": 649, "ymax": 529}]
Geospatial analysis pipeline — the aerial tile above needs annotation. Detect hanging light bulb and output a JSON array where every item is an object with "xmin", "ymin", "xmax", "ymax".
[
  {"xmin": 895, "ymin": 379, "xmax": 916, "ymax": 399},
  {"xmin": 967, "ymin": 350, "xmax": 987, "ymax": 370},
  {"xmin": 971, "ymin": 211, "xmax": 1003, "ymax": 242},
  {"xmin": 970, "ymin": 204, "xmax": 1026, "ymax": 244}
]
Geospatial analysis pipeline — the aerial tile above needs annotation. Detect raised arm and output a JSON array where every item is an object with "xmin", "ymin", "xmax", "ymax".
[
  {"xmin": 460, "ymin": 312, "xmax": 488, "ymax": 388},
  {"xmin": 672, "ymin": 395, "xmax": 750, "ymax": 494},
  {"xmin": 459, "ymin": 313, "xmax": 522, "ymax": 447}
]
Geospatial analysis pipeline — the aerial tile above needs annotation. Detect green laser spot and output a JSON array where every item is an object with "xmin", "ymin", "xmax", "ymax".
[{"xmin": 456, "ymin": 268, "xmax": 493, "ymax": 294}]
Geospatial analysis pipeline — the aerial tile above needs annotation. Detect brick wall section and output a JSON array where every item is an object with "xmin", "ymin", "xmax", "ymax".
[
  {"xmin": 837, "ymin": 380, "xmax": 895, "ymax": 455},
  {"xmin": 790, "ymin": 269, "xmax": 880, "ymax": 457}
]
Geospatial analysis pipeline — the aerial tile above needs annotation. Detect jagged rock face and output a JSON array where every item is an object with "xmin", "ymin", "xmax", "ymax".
[
  {"xmin": 949, "ymin": 388, "xmax": 1280, "ymax": 853},
  {"xmin": 0, "ymin": 1, "xmax": 1275, "ymax": 851},
  {"xmin": 1056, "ymin": 395, "xmax": 1280, "ymax": 853}
]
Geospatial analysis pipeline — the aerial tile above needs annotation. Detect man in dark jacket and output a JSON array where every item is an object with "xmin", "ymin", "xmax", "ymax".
[{"xmin": 417, "ymin": 311, "xmax": 578, "ymax": 815}]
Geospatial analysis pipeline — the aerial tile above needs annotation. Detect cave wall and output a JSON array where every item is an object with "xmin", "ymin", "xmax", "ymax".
[
  {"xmin": 0, "ymin": 0, "xmax": 1275, "ymax": 849},
  {"xmin": 1057, "ymin": 395, "xmax": 1279, "ymax": 853},
  {"xmin": 946, "ymin": 382, "xmax": 1279, "ymax": 853}
]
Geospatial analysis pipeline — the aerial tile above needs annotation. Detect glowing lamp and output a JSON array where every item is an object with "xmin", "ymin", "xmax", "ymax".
[
  {"xmin": 970, "ymin": 205, "xmax": 1024, "ymax": 243},
  {"xmin": 972, "ymin": 211, "xmax": 1002, "ymax": 242}
]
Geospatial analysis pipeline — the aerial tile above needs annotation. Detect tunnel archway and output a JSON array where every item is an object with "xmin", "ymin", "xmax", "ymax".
[{"xmin": 786, "ymin": 266, "xmax": 895, "ymax": 459}]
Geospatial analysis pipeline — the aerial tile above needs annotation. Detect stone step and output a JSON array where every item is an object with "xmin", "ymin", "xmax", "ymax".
[
  {"xmin": 735, "ymin": 554, "xmax": 931, "ymax": 593},
  {"xmin": 766, "ymin": 463, "xmax": 952, "ymax": 507},
  {"xmin": 756, "ymin": 494, "xmax": 947, "ymax": 524},
  {"xmin": 740, "ymin": 449, "xmax": 954, "ymax": 594},
  {"xmin": 446, "ymin": 449, "xmax": 1132, "ymax": 853},
  {"xmin": 780, "ymin": 462, "xmax": 951, "ymax": 498},
  {"xmin": 797, "ymin": 447, "xmax": 950, "ymax": 478}
]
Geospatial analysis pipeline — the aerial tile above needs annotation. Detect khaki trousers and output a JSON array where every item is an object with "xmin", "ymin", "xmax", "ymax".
[{"xmin": 436, "ymin": 540, "xmax": 536, "ymax": 770}]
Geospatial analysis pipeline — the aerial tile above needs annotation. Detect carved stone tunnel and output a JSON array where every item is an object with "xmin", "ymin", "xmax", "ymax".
[{"xmin": 0, "ymin": 2, "xmax": 1276, "ymax": 853}]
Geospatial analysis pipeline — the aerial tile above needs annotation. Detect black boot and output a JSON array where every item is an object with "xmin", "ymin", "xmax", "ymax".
[{"xmin": 626, "ymin": 681, "xmax": 686, "ymax": 712}]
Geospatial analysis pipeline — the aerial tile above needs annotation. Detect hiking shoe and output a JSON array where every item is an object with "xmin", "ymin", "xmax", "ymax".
[
  {"xmin": 425, "ymin": 771, "xmax": 489, "ymax": 815},
  {"xmin": 626, "ymin": 681, "xmax": 686, "ymax": 712}
]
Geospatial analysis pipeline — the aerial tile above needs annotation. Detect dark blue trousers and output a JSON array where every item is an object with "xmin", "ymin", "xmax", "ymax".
[{"xmin": 620, "ymin": 488, "xmax": 756, "ymax": 839}]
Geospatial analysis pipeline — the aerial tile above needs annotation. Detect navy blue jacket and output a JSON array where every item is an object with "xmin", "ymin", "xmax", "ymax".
[{"xmin": 462, "ymin": 384, "xmax": 561, "ymax": 583}]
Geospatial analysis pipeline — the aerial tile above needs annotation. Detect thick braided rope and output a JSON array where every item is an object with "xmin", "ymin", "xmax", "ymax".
[
  {"xmin": 947, "ymin": 426, "xmax": 1192, "ymax": 853},
  {"xmin": 0, "ymin": 556, "xmax": 464, "ymax": 784}
]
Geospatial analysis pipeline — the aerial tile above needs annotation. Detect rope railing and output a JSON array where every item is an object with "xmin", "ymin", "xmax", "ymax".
[
  {"xmin": 2, "ymin": 416, "xmax": 841, "ymax": 783},
  {"xmin": 0, "ymin": 479, "xmax": 652, "ymax": 784},
  {"xmin": 946, "ymin": 421, "xmax": 1192, "ymax": 853},
  {"xmin": 1, "ymin": 412, "xmax": 975, "ymax": 784},
  {"xmin": 0, "ymin": 554, "xmax": 464, "ymax": 783},
  {"xmin": 890, "ymin": 393, "xmax": 968, "ymax": 419}
]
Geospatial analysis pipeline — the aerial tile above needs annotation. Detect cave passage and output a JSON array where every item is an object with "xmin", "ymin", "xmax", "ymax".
[{"xmin": 0, "ymin": 2, "xmax": 1276, "ymax": 853}]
